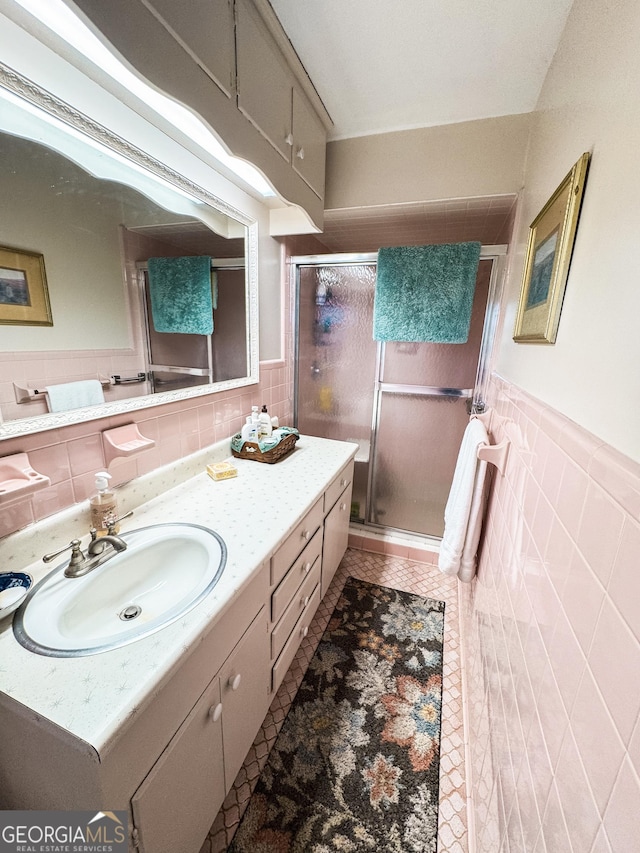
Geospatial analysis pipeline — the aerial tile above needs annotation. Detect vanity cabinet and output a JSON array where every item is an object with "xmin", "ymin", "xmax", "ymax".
[
  {"xmin": 322, "ymin": 462, "xmax": 355, "ymax": 596},
  {"xmin": 268, "ymin": 460, "xmax": 355, "ymax": 694},
  {"xmin": 131, "ymin": 607, "xmax": 269, "ymax": 853},
  {"xmin": 0, "ymin": 437, "xmax": 357, "ymax": 853},
  {"xmin": 235, "ymin": 0, "xmax": 327, "ymax": 198}
]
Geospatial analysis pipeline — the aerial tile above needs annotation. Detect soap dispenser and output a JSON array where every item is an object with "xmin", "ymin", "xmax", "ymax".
[
  {"xmin": 90, "ymin": 471, "xmax": 119, "ymax": 535},
  {"xmin": 258, "ymin": 404, "xmax": 272, "ymax": 438}
]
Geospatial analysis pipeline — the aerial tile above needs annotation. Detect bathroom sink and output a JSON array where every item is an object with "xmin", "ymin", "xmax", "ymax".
[{"xmin": 13, "ymin": 523, "xmax": 226, "ymax": 657}]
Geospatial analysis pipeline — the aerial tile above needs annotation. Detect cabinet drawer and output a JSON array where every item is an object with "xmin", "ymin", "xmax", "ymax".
[
  {"xmin": 324, "ymin": 461, "xmax": 354, "ymax": 514},
  {"xmin": 270, "ymin": 497, "xmax": 323, "ymax": 586},
  {"xmin": 271, "ymin": 527, "xmax": 323, "ymax": 623},
  {"xmin": 271, "ymin": 557, "xmax": 321, "ymax": 660},
  {"xmin": 272, "ymin": 583, "xmax": 321, "ymax": 694}
]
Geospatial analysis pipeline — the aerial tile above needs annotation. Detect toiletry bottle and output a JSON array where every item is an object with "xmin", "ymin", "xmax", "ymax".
[
  {"xmin": 258, "ymin": 404, "xmax": 272, "ymax": 438},
  {"xmin": 270, "ymin": 414, "xmax": 279, "ymax": 429},
  {"xmin": 90, "ymin": 471, "xmax": 119, "ymax": 535},
  {"xmin": 240, "ymin": 416, "xmax": 253, "ymax": 442},
  {"xmin": 251, "ymin": 405, "xmax": 260, "ymax": 425}
]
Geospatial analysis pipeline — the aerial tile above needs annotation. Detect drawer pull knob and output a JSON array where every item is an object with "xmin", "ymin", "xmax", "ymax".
[
  {"xmin": 340, "ymin": 502, "xmax": 347, "ymax": 511},
  {"xmin": 228, "ymin": 673, "xmax": 242, "ymax": 691},
  {"xmin": 209, "ymin": 702, "xmax": 223, "ymax": 723},
  {"xmin": 301, "ymin": 594, "xmax": 310, "ymax": 608},
  {"xmin": 296, "ymin": 146, "xmax": 305, "ymax": 160},
  {"xmin": 285, "ymin": 133, "xmax": 294, "ymax": 146},
  {"xmin": 301, "ymin": 530, "xmax": 311, "ymax": 541},
  {"xmin": 340, "ymin": 478, "xmax": 347, "ymax": 487},
  {"xmin": 303, "ymin": 561, "xmax": 312, "ymax": 574},
  {"xmin": 300, "ymin": 625, "xmax": 309, "ymax": 638}
]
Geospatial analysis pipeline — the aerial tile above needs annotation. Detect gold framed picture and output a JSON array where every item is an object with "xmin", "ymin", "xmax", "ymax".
[
  {"xmin": 0, "ymin": 245, "xmax": 52, "ymax": 326},
  {"xmin": 513, "ymin": 152, "xmax": 590, "ymax": 343}
]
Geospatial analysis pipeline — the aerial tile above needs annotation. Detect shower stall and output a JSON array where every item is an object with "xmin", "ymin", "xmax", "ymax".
[{"xmin": 293, "ymin": 248, "xmax": 505, "ymax": 539}]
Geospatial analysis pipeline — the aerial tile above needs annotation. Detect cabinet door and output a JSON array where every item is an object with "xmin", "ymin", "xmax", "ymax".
[
  {"xmin": 142, "ymin": 0, "xmax": 236, "ymax": 96},
  {"xmin": 322, "ymin": 481, "xmax": 354, "ymax": 597},
  {"xmin": 292, "ymin": 87, "xmax": 327, "ymax": 198},
  {"xmin": 131, "ymin": 679, "xmax": 225, "ymax": 853},
  {"xmin": 220, "ymin": 606, "xmax": 270, "ymax": 788},
  {"xmin": 235, "ymin": 0, "xmax": 293, "ymax": 162}
]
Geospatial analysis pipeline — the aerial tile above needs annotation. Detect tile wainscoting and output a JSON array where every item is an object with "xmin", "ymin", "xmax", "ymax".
[
  {"xmin": 0, "ymin": 360, "xmax": 291, "ymax": 538},
  {"xmin": 462, "ymin": 374, "xmax": 640, "ymax": 852}
]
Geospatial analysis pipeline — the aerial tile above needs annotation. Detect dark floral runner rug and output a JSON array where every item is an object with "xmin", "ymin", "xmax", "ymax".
[{"xmin": 228, "ymin": 576, "xmax": 445, "ymax": 853}]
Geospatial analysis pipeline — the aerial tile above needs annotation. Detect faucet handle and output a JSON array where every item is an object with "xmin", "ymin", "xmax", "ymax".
[
  {"xmin": 43, "ymin": 539, "xmax": 84, "ymax": 565},
  {"xmin": 106, "ymin": 510, "xmax": 133, "ymax": 536}
]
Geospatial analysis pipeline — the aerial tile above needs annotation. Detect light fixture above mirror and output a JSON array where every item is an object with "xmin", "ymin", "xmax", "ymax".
[{"xmin": 0, "ymin": 63, "xmax": 259, "ymax": 440}]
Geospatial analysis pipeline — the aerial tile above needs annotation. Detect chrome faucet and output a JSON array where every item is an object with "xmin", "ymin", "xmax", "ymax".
[{"xmin": 43, "ymin": 511, "xmax": 133, "ymax": 578}]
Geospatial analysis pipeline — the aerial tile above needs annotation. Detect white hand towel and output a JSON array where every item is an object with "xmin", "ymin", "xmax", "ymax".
[
  {"xmin": 45, "ymin": 380, "xmax": 105, "ymax": 413},
  {"xmin": 439, "ymin": 417, "xmax": 488, "ymax": 580}
]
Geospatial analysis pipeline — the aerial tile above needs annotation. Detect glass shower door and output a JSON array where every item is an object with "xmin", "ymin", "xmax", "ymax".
[
  {"xmin": 369, "ymin": 260, "xmax": 491, "ymax": 536},
  {"xmin": 294, "ymin": 255, "xmax": 493, "ymax": 539},
  {"xmin": 296, "ymin": 262, "xmax": 378, "ymax": 522}
]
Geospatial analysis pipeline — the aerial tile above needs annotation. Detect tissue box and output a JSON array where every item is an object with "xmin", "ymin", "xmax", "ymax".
[{"xmin": 206, "ymin": 461, "xmax": 238, "ymax": 481}]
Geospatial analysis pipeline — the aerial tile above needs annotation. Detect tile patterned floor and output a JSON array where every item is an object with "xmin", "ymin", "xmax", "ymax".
[{"xmin": 202, "ymin": 548, "xmax": 468, "ymax": 853}]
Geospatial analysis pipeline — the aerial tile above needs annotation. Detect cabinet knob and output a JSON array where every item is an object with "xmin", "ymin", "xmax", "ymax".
[
  {"xmin": 340, "ymin": 502, "xmax": 347, "ymax": 512},
  {"xmin": 228, "ymin": 673, "xmax": 242, "ymax": 691},
  {"xmin": 340, "ymin": 478, "xmax": 347, "ymax": 487},
  {"xmin": 209, "ymin": 702, "xmax": 223, "ymax": 723},
  {"xmin": 285, "ymin": 133, "xmax": 294, "ymax": 146},
  {"xmin": 303, "ymin": 561, "xmax": 312, "ymax": 574},
  {"xmin": 301, "ymin": 594, "xmax": 310, "ymax": 608},
  {"xmin": 301, "ymin": 530, "xmax": 311, "ymax": 541},
  {"xmin": 296, "ymin": 146, "xmax": 305, "ymax": 160},
  {"xmin": 300, "ymin": 625, "xmax": 309, "ymax": 639}
]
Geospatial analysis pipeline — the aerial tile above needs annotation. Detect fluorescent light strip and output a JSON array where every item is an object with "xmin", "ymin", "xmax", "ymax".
[{"xmin": 12, "ymin": 0, "xmax": 276, "ymax": 196}]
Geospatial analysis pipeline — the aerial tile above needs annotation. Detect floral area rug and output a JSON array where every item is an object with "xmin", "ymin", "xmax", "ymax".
[{"xmin": 228, "ymin": 576, "xmax": 445, "ymax": 853}]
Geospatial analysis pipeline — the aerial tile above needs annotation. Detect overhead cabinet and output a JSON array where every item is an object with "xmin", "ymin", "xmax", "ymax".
[
  {"xmin": 235, "ymin": 0, "xmax": 327, "ymax": 198},
  {"xmin": 140, "ymin": 0, "xmax": 236, "ymax": 97},
  {"xmin": 64, "ymin": 0, "xmax": 330, "ymax": 226}
]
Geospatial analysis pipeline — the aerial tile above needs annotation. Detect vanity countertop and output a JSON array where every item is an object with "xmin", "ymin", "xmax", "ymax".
[{"xmin": 0, "ymin": 435, "xmax": 357, "ymax": 756}]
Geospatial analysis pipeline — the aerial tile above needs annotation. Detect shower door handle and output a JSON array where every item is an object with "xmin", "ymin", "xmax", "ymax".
[{"xmin": 379, "ymin": 383, "xmax": 473, "ymax": 399}]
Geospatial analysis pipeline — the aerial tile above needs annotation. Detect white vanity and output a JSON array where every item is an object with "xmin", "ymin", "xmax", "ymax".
[{"xmin": 0, "ymin": 435, "xmax": 355, "ymax": 853}]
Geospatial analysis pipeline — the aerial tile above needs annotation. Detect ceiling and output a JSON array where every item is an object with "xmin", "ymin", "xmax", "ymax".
[{"xmin": 270, "ymin": 0, "xmax": 574, "ymax": 141}]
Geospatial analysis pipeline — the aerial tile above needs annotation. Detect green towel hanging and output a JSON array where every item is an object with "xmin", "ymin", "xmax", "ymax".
[
  {"xmin": 148, "ymin": 255, "xmax": 214, "ymax": 335},
  {"xmin": 373, "ymin": 241, "xmax": 481, "ymax": 343}
]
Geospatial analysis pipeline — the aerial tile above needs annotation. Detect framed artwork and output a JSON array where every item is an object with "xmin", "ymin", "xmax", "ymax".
[
  {"xmin": 0, "ymin": 245, "xmax": 52, "ymax": 326},
  {"xmin": 513, "ymin": 152, "xmax": 590, "ymax": 343}
]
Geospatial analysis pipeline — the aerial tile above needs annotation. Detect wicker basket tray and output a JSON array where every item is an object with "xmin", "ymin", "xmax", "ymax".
[{"xmin": 230, "ymin": 430, "xmax": 299, "ymax": 464}]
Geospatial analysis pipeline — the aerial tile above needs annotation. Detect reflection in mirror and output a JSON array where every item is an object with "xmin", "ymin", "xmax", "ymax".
[{"xmin": 0, "ymin": 74, "xmax": 258, "ymax": 439}]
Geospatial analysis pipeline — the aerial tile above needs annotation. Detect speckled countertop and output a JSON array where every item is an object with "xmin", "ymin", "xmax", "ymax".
[{"xmin": 0, "ymin": 435, "xmax": 357, "ymax": 756}]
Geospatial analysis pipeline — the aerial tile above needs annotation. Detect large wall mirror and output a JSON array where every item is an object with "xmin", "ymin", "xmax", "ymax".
[{"xmin": 0, "ymin": 66, "xmax": 259, "ymax": 439}]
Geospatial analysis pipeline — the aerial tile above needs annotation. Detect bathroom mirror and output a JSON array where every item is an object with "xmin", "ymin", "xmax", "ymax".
[{"xmin": 0, "ymin": 67, "xmax": 259, "ymax": 439}]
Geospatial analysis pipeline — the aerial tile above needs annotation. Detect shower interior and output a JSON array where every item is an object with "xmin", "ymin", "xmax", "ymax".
[{"xmin": 293, "ymin": 249, "xmax": 504, "ymax": 540}]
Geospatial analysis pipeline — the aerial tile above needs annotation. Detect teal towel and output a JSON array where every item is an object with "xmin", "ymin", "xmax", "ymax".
[
  {"xmin": 148, "ymin": 256, "xmax": 214, "ymax": 335},
  {"xmin": 373, "ymin": 242, "xmax": 481, "ymax": 343}
]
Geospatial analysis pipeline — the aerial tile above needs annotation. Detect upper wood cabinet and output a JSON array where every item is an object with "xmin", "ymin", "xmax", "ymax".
[
  {"xmin": 65, "ymin": 0, "xmax": 330, "ymax": 226},
  {"xmin": 140, "ymin": 0, "xmax": 236, "ymax": 97},
  {"xmin": 235, "ymin": 0, "xmax": 327, "ymax": 198}
]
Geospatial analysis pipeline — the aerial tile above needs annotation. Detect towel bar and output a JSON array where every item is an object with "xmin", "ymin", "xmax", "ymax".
[
  {"xmin": 477, "ymin": 439, "xmax": 510, "ymax": 475},
  {"xmin": 13, "ymin": 376, "xmax": 112, "ymax": 404}
]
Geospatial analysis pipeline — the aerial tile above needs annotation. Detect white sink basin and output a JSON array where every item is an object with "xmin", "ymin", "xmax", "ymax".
[{"xmin": 13, "ymin": 523, "xmax": 226, "ymax": 657}]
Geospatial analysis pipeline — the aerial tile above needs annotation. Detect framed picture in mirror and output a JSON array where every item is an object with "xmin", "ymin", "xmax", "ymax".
[
  {"xmin": 513, "ymin": 152, "xmax": 590, "ymax": 344},
  {"xmin": 0, "ymin": 245, "xmax": 52, "ymax": 326}
]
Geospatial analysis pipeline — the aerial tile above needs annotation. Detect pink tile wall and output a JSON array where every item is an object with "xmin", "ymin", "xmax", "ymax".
[
  {"xmin": 462, "ymin": 374, "xmax": 640, "ymax": 852},
  {"xmin": 0, "ymin": 361, "xmax": 292, "ymax": 539}
]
